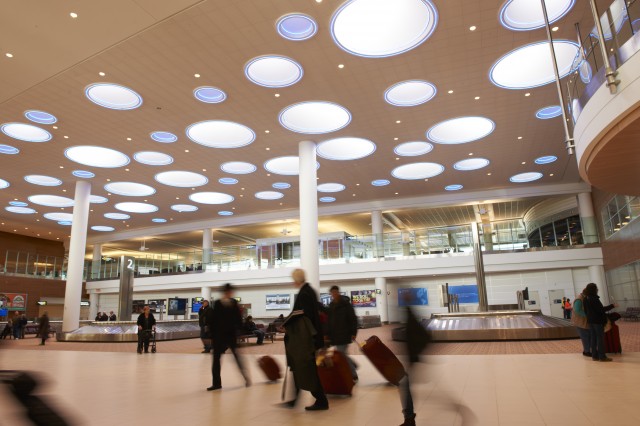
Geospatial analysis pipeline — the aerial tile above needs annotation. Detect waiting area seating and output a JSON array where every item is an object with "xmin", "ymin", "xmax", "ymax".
[
  {"xmin": 237, "ymin": 323, "xmax": 276, "ymax": 344},
  {"xmin": 620, "ymin": 307, "xmax": 640, "ymax": 321}
]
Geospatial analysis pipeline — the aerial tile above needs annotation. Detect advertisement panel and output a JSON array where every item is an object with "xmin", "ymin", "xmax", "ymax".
[
  {"xmin": 0, "ymin": 293, "xmax": 28, "ymax": 311},
  {"xmin": 449, "ymin": 285, "xmax": 479, "ymax": 304},
  {"xmin": 398, "ymin": 288, "xmax": 429, "ymax": 306},
  {"xmin": 266, "ymin": 294, "xmax": 291, "ymax": 310},
  {"xmin": 350, "ymin": 290, "xmax": 377, "ymax": 308}
]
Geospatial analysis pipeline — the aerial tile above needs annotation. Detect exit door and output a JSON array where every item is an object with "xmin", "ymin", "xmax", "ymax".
[{"xmin": 548, "ymin": 289, "xmax": 565, "ymax": 318}]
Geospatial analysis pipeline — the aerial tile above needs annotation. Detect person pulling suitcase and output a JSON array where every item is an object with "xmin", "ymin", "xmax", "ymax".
[{"xmin": 326, "ymin": 285, "xmax": 359, "ymax": 382}]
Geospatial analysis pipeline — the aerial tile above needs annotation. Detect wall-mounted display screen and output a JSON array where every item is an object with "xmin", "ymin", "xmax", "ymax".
[
  {"xmin": 266, "ymin": 294, "xmax": 291, "ymax": 310},
  {"xmin": 147, "ymin": 299, "xmax": 165, "ymax": 313},
  {"xmin": 168, "ymin": 298, "xmax": 187, "ymax": 315},
  {"xmin": 398, "ymin": 288, "xmax": 429, "ymax": 306},
  {"xmin": 351, "ymin": 290, "xmax": 376, "ymax": 308},
  {"xmin": 191, "ymin": 297, "xmax": 204, "ymax": 313},
  {"xmin": 448, "ymin": 285, "xmax": 479, "ymax": 304}
]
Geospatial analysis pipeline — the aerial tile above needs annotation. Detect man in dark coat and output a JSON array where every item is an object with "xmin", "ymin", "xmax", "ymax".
[
  {"xmin": 281, "ymin": 268, "xmax": 328, "ymax": 411},
  {"xmin": 38, "ymin": 312, "xmax": 50, "ymax": 346},
  {"xmin": 198, "ymin": 299, "xmax": 212, "ymax": 353},
  {"xmin": 136, "ymin": 305, "xmax": 156, "ymax": 353},
  {"xmin": 108, "ymin": 311, "xmax": 117, "ymax": 321},
  {"xmin": 206, "ymin": 283, "xmax": 249, "ymax": 391},
  {"xmin": 327, "ymin": 285, "xmax": 358, "ymax": 380}
]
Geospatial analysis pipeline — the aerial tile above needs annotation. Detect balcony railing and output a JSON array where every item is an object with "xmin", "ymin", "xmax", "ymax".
[{"xmin": 1, "ymin": 250, "xmax": 67, "ymax": 280}]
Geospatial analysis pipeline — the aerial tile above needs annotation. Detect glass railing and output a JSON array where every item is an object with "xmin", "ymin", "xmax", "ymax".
[{"xmin": 1, "ymin": 250, "xmax": 67, "ymax": 280}]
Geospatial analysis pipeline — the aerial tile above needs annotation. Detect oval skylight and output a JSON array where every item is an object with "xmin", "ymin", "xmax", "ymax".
[
  {"xmin": 194, "ymin": 86, "xmax": 227, "ymax": 103},
  {"xmin": 155, "ymin": 171, "xmax": 208, "ymax": 187},
  {"xmin": 499, "ymin": 0, "xmax": 575, "ymax": 31},
  {"xmin": 134, "ymin": 151, "xmax": 174, "ymax": 166},
  {"xmin": 317, "ymin": 183, "xmax": 346, "ymax": 193},
  {"xmin": 92, "ymin": 226, "xmax": 115, "ymax": 232},
  {"xmin": 279, "ymin": 102, "xmax": 351, "ymax": 134},
  {"xmin": 5, "ymin": 206, "xmax": 36, "ymax": 214},
  {"xmin": 104, "ymin": 212, "xmax": 130, "ymax": 220},
  {"xmin": 152, "ymin": 218, "xmax": 167, "ymax": 223},
  {"xmin": 104, "ymin": 182, "xmax": 156, "ymax": 197},
  {"xmin": 186, "ymin": 120, "xmax": 255, "ymax": 148},
  {"xmin": 245, "ymin": 56, "xmax": 303, "ymax": 88},
  {"xmin": 72, "ymin": 170, "xmax": 95, "ymax": 178},
  {"xmin": 371, "ymin": 179, "xmax": 390, "ymax": 186},
  {"xmin": 510, "ymin": 172, "xmax": 543, "ymax": 183},
  {"xmin": 0, "ymin": 179, "xmax": 9, "ymax": 189},
  {"xmin": 490, "ymin": 40, "xmax": 580, "ymax": 89},
  {"xmin": 9, "ymin": 201, "xmax": 28, "ymax": 207},
  {"xmin": 24, "ymin": 175, "xmax": 62, "ymax": 186},
  {"xmin": 255, "ymin": 191, "xmax": 284, "ymax": 200},
  {"xmin": 58, "ymin": 221, "xmax": 72, "ymax": 226},
  {"xmin": 85, "ymin": 83, "xmax": 143, "ymax": 110},
  {"xmin": 150, "ymin": 131, "xmax": 178, "ymax": 143},
  {"xmin": 320, "ymin": 197, "xmax": 336, "ymax": 203},
  {"xmin": 331, "ymin": 0, "xmax": 438, "ymax": 58},
  {"xmin": 0, "ymin": 144, "xmax": 19, "ymax": 155},
  {"xmin": 171, "ymin": 204, "xmax": 198, "ymax": 212},
  {"xmin": 189, "ymin": 192, "xmax": 234, "ymax": 204},
  {"xmin": 264, "ymin": 156, "xmax": 319, "ymax": 176},
  {"xmin": 28, "ymin": 195, "xmax": 74, "ymax": 207},
  {"xmin": 24, "ymin": 110, "xmax": 57, "ymax": 125},
  {"xmin": 394, "ymin": 141, "xmax": 434, "ymax": 156},
  {"xmin": 427, "ymin": 117, "xmax": 495, "ymax": 144},
  {"xmin": 535, "ymin": 155, "xmax": 558, "ymax": 165},
  {"xmin": 218, "ymin": 211, "xmax": 233, "ymax": 216},
  {"xmin": 392, "ymin": 162, "xmax": 444, "ymax": 180},
  {"xmin": 89, "ymin": 195, "xmax": 108, "ymax": 204},
  {"xmin": 64, "ymin": 146, "xmax": 130, "ymax": 168},
  {"xmin": 220, "ymin": 161, "xmax": 257, "ymax": 175},
  {"xmin": 115, "ymin": 202, "xmax": 158, "ymax": 213},
  {"xmin": 445, "ymin": 184, "xmax": 463, "ymax": 191},
  {"xmin": 218, "ymin": 177, "xmax": 238, "ymax": 185},
  {"xmin": 1, "ymin": 123, "xmax": 52, "ymax": 142},
  {"xmin": 316, "ymin": 137, "xmax": 376, "ymax": 160},
  {"xmin": 44, "ymin": 212, "xmax": 73, "ymax": 222},
  {"xmin": 385, "ymin": 80, "xmax": 437, "ymax": 106},
  {"xmin": 272, "ymin": 182, "xmax": 291, "ymax": 189},
  {"xmin": 453, "ymin": 158, "xmax": 490, "ymax": 171},
  {"xmin": 277, "ymin": 14, "xmax": 318, "ymax": 41},
  {"xmin": 535, "ymin": 105, "xmax": 562, "ymax": 119}
]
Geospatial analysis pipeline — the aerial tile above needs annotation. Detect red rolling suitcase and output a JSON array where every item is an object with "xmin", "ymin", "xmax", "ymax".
[
  {"xmin": 359, "ymin": 335, "xmax": 406, "ymax": 386},
  {"xmin": 604, "ymin": 323, "xmax": 622, "ymax": 354},
  {"xmin": 257, "ymin": 355, "xmax": 281, "ymax": 381},
  {"xmin": 316, "ymin": 348, "xmax": 355, "ymax": 395}
]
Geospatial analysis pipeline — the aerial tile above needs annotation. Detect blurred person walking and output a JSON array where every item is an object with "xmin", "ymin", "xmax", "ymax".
[
  {"xmin": 198, "ymin": 299, "xmax": 212, "ymax": 353},
  {"xmin": 326, "ymin": 285, "xmax": 358, "ymax": 381},
  {"xmin": 38, "ymin": 312, "xmax": 50, "ymax": 346}
]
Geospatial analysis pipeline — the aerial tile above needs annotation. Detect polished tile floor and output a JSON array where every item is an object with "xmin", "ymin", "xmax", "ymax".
[{"xmin": 0, "ymin": 348, "xmax": 638, "ymax": 426}]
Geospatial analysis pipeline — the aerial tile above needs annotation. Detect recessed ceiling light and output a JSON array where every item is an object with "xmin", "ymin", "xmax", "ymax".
[
  {"xmin": 392, "ymin": 162, "xmax": 445, "ymax": 180},
  {"xmin": 193, "ymin": 86, "xmax": 227, "ymax": 103},
  {"xmin": 384, "ymin": 80, "xmax": 437, "ymax": 107},
  {"xmin": 276, "ymin": 13, "xmax": 318, "ymax": 41},
  {"xmin": 487, "ymin": 172, "xmax": 492, "ymax": 175},
  {"xmin": 521, "ymin": 161, "xmax": 526, "ymax": 164},
  {"xmin": 63, "ymin": 135, "xmax": 69, "ymax": 139},
  {"xmin": 184, "ymin": 149, "xmax": 189, "ymax": 153},
  {"xmin": 338, "ymin": 64, "xmax": 344, "ymax": 68},
  {"xmin": 279, "ymin": 101, "xmax": 351, "ymax": 134},
  {"xmin": 65, "ymin": 146, "xmax": 129, "ymax": 168},
  {"xmin": 255, "ymin": 191, "xmax": 284, "ymax": 200},
  {"xmin": 220, "ymin": 161, "xmax": 257, "ymax": 174},
  {"xmin": 499, "ymin": 0, "xmax": 575, "ymax": 31},
  {"xmin": 510, "ymin": 172, "xmax": 543, "ymax": 183},
  {"xmin": 371, "ymin": 179, "xmax": 390, "ymax": 187},
  {"xmin": 150, "ymin": 131, "xmax": 178, "ymax": 143},
  {"xmin": 275, "ymin": 93, "xmax": 280, "ymax": 97},
  {"xmin": 24, "ymin": 110, "xmax": 57, "ymax": 125},
  {"xmin": 155, "ymin": 171, "xmax": 208, "ymax": 187},
  {"xmin": 445, "ymin": 184, "xmax": 463, "ymax": 191},
  {"xmin": 550, "ymin": 173, "xmax": 554, "ymax": 176},
  {"xmin": 1, "ymin": 123, "xmax": 52, "ymax": 142},
  {"xmin": 316, "ymin": 0, "xmax": 322, "ymax": 3},
  {"xmin": 152, "ymin": 218, "xmax": 167, "ymax": 223},
  {"xmin": 218, "ymin": 177, "xmax": 239, "ymax": 185},
  {"xmin": 265, "ymin": 147, "xmax": 270, "ymax": 151},
  {"xmin": 85, "ymin": 83, "xmax": 143, "ymax": 110},
  {"xmin": 469, "ymin": 25, "xmax": 476, "ymax": 31},
  {"xmin": 218, "ymin": 211, "xmax": 233, "ymax": 216},
  {"xmin": 396, "ymin": 120, "xmax": 401, "ymax": 124},
  {"xmin": 447, "ymin": 90, "xmax": 453, "ymax": 94},
  {"xmin": 525, "ymin": 92, "xmax": 531, "ymax": 96},
  {"xmin": 70, "ymin": 12, "xmax": 78, "ymax": 18},
  {"xmin": 186, "ymin": 120, "xmax": 255, "ymax": 148},
  {"xmin": 474, "ymin": 96, "xmax": 480, "ymax": 100},
  {"xmin": 171, "ymin": 204, "xmax": 198, "ymax": 212},
  {"xmin": 454, "ymin": 158, "xmax": 490, "ymax": 171},
  {"xmin": 98, "ymin": 72, "xmax": 105, "ymax": 76},
  {"xmin": 190, "ymin": 192, "xmax": 234, "ymax": 204},
  {"xmin": 245, "ymin": 55, "xmax": 303, "ymax": 88},
  {"xmin": 5, "ymin": 53, "xmax": 14, "ymax": 58},
  {"xmin": 427, "ymin": 116, "xmax": 495, "ymax": 144},
  {"xmin": 317, "ymin": 137, "xmax": 376, "ymax": 160},
  {"xmin": 52, "ymin": 126, "xmax": 58, "ymax": 129},
  {"xmin": 265, "ymin": 130, "xmax": 270, "ymax": 133},
  {"xmin": 552, "ymin": 26, "xmax": 559, "ymax": 32},
  {"xmin": 394, "ymin": 141, "xmax": 433, "ymax": 156},
  {"xmin": 194, "ymin": 73, "xmax": 201, "ymax": 78},
  {"xmin": 517, "ymin": 136, "xmax": 523, "ymax": 140}
]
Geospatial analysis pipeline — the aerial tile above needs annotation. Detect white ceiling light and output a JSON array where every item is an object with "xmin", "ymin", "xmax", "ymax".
[
  {"xmin": 279, "ymin": 101, "xmax": 351, "ymax": 134},
  {"xmin": 134, "ymin": 151, "xmax": 174, "ymax": 166},
  {"xmin": 104, "ymin": 213, "xmax": 130, "ymax": 220},
  {"xmin": 85, "ymin": 83, "xmax": 143, "ymax": 110},
  {"xmin": 371, "ymin": 179, "xmax": 390, "ymax": 186},
  {"xmin": 534, "ymin": 155, "xmax": 558, "ymax": 164},
  {"xmin": 64, "ymin": 146, "xmax": 130, "ymax": 168},
  {"xmin": 218, "ymin": 211, "xmax": 233, "ymax": 216},
  {"xmin": 445, "ymin": 184, "xmax": 463, "ymax": 191},
  {"xmin": 276, "ymin": 14, "xmax": 318, "ymax": 41},
  {"xmin": 218, "ymin": 177, "xmax": 238, "ymax": 185},
  {"xmin": 193, "ymin": 86, "xmax": 227, "ymax": 103},
  {"xmin": 44, "ymin": 212, "xmax": 73, "ymax": 222},
  {"xmin": 186, "ymin": 120, "xmax": 255, "ymax": 148},
  {"xmin": 490, "ymin": 40, "xmax": 579, "ymax": 89},
  {"xmin": 171, "ymin": 204, "xmax": 198, "ymax": 212},
  {"xmin": 331, "ymin": 0, "xmax": 438, "ymax": 58},
  {"xmin": 510, "ymin": 172, "xmax": 543, "ymax": 182},
  {"xmin": 245, "ymin": 56, "xmax": 304, "ymax": 88},
  {"xmin": 24, "ymin": 175, "xmax": 62, "ymax": 186},
  {"xmin": 392, "ymin": 162, "xmax": 444, "ymax": 180},
  {"xmin": 320, "ymin": 197, "xmax": 336, "ymax": 202},
  {"xmin": 58, "ymin": 221, "xmax": 72, "ymax": 226},
  {"xmin": 24, "ymin": 110, "xmax": 57, "ymax": 125},
  {"xmin": 499, "ymin": 0, "xmax": 575, "ymax": 31},
  {"xmin": 115, "ymin": 202, "xmax": 158, "ymax": 213},
  {"xmin": 427, "ymin": 117, "xmax": 495, "ymax": 144},
  {"xmin": 189, "ymin": 192, "xmax": 234, "ymax": 205},
  {"xmin": 220, "ymin": 161, "xmax": 257, "ymax": 175},
  {"xmin": 272, "ymin": 182, "xmax": 291, "ymax": 189},
  {"xmin": 5, "ymin": 206, "xmax": 36, "ymax": 214},
  {"xmin": 155, "ymin": 171, "xmax": 208, "ymax": 187},
  {"xmin": 150, "ymin": 131, "xmax": 178, "ymax": 143},
  {"xmin": 453, "ymin": 158, "xmax": 490, "ymax": 171},
  {"xmin": 72, "ymin": 170, "xmax": 95, "ymax": 178},
  {"xmin": 0, "ymin": 144, "xmax": 19, "ymax": 155},
  {"xmin": 394, "ymin": 141, "xmax": 434, "ymax": 156},
  {"xmin": 92, "ymin": 226, "xmax": 115, "ymax": 232},
  {"xmin": 535, "ymin": 105, "xmax": 563, "ymax": 119},
  {"xmin": 255, "ymin": 191, "xmax": 284, "ymax": 200},
  {"xmin": 384, "ymin": 80, "xmax": 437, "ymax": 106},
  {"xmin": 317, "ymin": 183, "xmax": 346, "ymax": 192},
  {"xmin": 104, "ymin": 182, "xmax": 156, "ymax": 196},
  {"xmin": 89, "ymin": 195, "xmax": 108, "ymax": 204},
  {"xmin": 152, "ymin": 218, "xmax": 167, "ymax": 223},
  {"xmin": 1, "ymin": 123, "xmax": 52, "ymax": 142},
  {"xmin": 0, "ymin": 179, "xmax": 9, "ymax": 189},
  {"xmin": 264, "ymin": 156, "xmax": 319, "ymax": 175},
  {"xmin": 28, "ymin": 195, "xmax": 74, "ymax": 207},
  {"xmin": 316, "ymin": 137, "xmax": 376, "ymax": 160}
]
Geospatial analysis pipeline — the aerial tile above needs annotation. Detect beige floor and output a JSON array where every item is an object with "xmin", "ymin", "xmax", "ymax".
[{"xmin": 0, "ymin": 348, "xmax": 638, "ymax": 426}]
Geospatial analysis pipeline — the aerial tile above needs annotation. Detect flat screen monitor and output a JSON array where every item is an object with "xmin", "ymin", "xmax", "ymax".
[
  {"xmin": 191, "ymin": 297, "xmax": 204, "ymax": 313},
  {"xmin": 147, "ymin": 299, "xmax": 165, "ymax": 313},
  {"xmin": 168, "ymin": 298, "xmax": 187, "ymax": 315}
]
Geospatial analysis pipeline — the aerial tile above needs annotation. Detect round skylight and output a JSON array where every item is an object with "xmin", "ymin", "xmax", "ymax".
[
  {"xmin": 279, "ymin": 102, "xmax": 351, "ymax": 134},
  {"xmin": 276, "ymin": 14, "xmax": 318, "ymax": 41},
  {"xmin": 152, "ymin": 218, "xmax": 167, "ymax": 223},
  {"xmin": 264, "ymin": 156, "xmax": 319, "ymax": 176},
  {"xmin": 0, "ymin": 179, "xmax": 9, "ymax": 189},
  {"xmin": 186, "ymin": 120, "xmax": 256, "ymax": 148},
  {"xmin": 219, "ymin": 177, "xmax": 238, "ymax": 185},
  {"xmin": 392, "ymin": 162, "xmax": 444, "ymax": 180},
  {"xmin": 28, "ymin": 195, "xmax": 74, "ymax": 207},
  {"xmin": 189, "ymin": 192, "xmax": 234, "ymax": 204},
  {"xmin": 510, "ymin": 172, "xmax": 543, "ymax": 183},
  {"xmin": 245, "ymin": 56, "xmax": 303, "ymax": 88},
  {"xmin": 92, "ymin": 226, "xmax": 115, "ymax": 232},
  {"xmin": 394, "ymin": 141, "xmax": 434, "ymax": 156},
  {"xmin": 133, "ymin": 151, "xmax": 174, "ymax": 166},
  {"xmin": 104, "ymin": 182, "xmax": 156, "ymax": 197},
  {"xmin": 1, "ymin": 123, "xmax": 52, "ymax": 142},
  {"xmin": 317, "ymin": 183, "xmax": 346, "ymax": 193},
  {"xmin": 272, "ymin": 182, "xmax": 291, "ymax": 189},
  {"xmin": 220, "ymin": 161, "xmax": 257, "ymax": 175},
  {"xmin": 24, "ymin": 110, "xmax": 57, "ymax": 125},
  {"xmin": 5, "ymin": 206, "xmax": 36, "ymax": 214},
  {"xmin": 534, "ymin": 155, "xmax": 558, "ymax": 165},
  {"xmin": 490, "ymin": 40, "xmax": 579, "ymax": 89},
  {"xmin": 24, "ymin": 175, "xmax": 62, "ymax": 186},
  {"xmin": 427, "ymin": 117, "xmax": 495, "ymax": 144},
  {"xmin": 331, "ymin": 0, "xmax": 438, "ymax": 58},
  {"xmin": 499, "ymin": 0, "xmax": 575, "ymax": 31},
  {"xmin": 445, "ymin": 184, "xmax": 463, "ymax": 191},
  {"xmin": 316, "ymin": 137, "xmax": 376, "ymax": 160},
  {"xmin": 194, "ymin": 86, "xmax": 227, "ymax": 103},
  {"xmin": 72, "ymin": 170, "xmax": 95, "ymax": 178},
  {"xmin": 104, "ymin": 213, "xmax": 130, "ymax": 220},
  {"xmin": 85, "ymin": 83, "xmax": 143, "ymax": 110},
  {"xmin": 9, "ymin": 201, "xmax": 28, "ymax": 207},
  {"xmin": 255, "ymin": 191, "xmax": 284, "ymax": 200},
  {"xmin": 58, "ymin": 221, "xmax": 72, "ymax": 226},
  {"xmin": 0, "ymin": 144, "xmax": 19, "ymax": 155},
  {"xmin": 44, "ymin": 212, "xmax": 73, "ymax": 222},
  {"xmin": 453, "ymin": 158, "xmax": 490, "ymax": 171},
  {"xmin": 89, "ymin": 195, "xmax": 108, "ymax": 204},
  {"xmin": 155, "ymin": 171, "xmax": 208, "ymax": 187},
  {"xmin": 320, "ymin": 197, "xmax": 336, "ymax": 203},
  {"xmin": 384, "ymin": 80, "xmax": 437, "ymax": 106},
  {"xmin": 535, "ymin": 105, "xmax": 562, "ymax": 119},
  {"xmin": 371, "ymin": 179, "xmax": 390, "ymax": 186},
  {"xmin": 150, "ymin": 131, "xmax": 178, "ymax": 143},
  {"xmin": 65, "ymin": 146, "xmax": 130, "ymax": 168},
  {"xmin": 218, "ymin": 211, "xmax": 233, "ymax": 216},
  {"xmin": 115, "ymin": 202, "xmax": 158, "ymax": 213},
  {"xmin": 171, "ymin": 204, "xmax": 198, "ymax": 212}
]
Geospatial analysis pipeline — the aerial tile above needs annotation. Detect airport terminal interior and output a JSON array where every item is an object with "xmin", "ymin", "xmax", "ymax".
[{"xmin": 2, "ymin": 0, "xmax": 640, "ymax": 425}]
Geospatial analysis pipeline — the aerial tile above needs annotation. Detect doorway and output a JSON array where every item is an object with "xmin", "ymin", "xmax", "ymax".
[{"xmin": 548, "ymin": 289, "xmax": 565, "ymax": 318}]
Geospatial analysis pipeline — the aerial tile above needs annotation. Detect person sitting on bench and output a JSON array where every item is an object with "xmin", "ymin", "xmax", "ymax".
[{"xmin": 243, "ymin": 315, "xmax": 264, "ymax": 345}]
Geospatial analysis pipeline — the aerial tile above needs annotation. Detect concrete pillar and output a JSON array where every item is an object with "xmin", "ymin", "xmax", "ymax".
[
  {"xmin": 91, "ymin": 244, "xmax": 102, "ymax": 279},
  {"xmin": 62, "ymin": 181, "xmax": 91, "ymax": 332},
  {"xmin": 589, "ymin": 265, "xmax": 610, "ymax": 303},
  {"xmin": 89, "ymin": 292, "xmax": 99, "ymax": 321},
  {"xmin": 375, "ymin": 277, "xmax": 388, "ymax": 323},
  {"xmin": 371, "ymin": 210, "xmax": 384, "ymax": 257},
  {"xmin": 202, "ymin": 228, "xmax": 212, "ymax": 267},
  {"xmin": 577, "ymin": 192, "xmax": 599, "ymax": 243},
  {"xmin": 201, "ymin": 286, "xmax": 212, "ymax": 303},
  {"xmin": 298, "ymin": 140, "xmax": 320, "ymax": 292}
]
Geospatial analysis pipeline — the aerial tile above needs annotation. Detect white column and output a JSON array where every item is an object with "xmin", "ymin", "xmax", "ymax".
[
  {"xmin": 371, "ymin": 210, "xmax": 384, "ymax": 258},
  {"xmin": 577, "ymin": 192, "xmax": 599, "ymax": 243},
  {"xmin": 89, "ymin": 292, "xmax": 99, "ymax": 321},
  {"xmin": 201, "ymin": 286, "xmax": 212, "ymax": 303},
  {"xmin": 91, "ymin": 244, "xmax": 102, "ymax": 279},
  {"xmin": 589, "ymin": 265, "xmax": 610, "ymax": 303},
  {"xmin": 375, "ymin": 277, "xmax": 388, "ymax": 323},
  {"xmin": 299, "ymin": 140, "xmax": 320, "ymax": 292},
  {"xmin": 62, "ymin": 181, "xmax": 91, "ymax": 332},
  {"xmin": 202, "ymin": 228, "xmax": 212, "ymax": 268}
]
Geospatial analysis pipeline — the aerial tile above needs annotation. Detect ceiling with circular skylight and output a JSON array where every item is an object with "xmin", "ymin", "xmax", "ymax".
[
  {"xmin": 385, "ymin": 80, "xmax": 437, "ymax": 107},
  {"xmin": 1, "ymin": 123, "xmax": 52, "ymax": 142},
  {"xmin": 279, "ymin": 102, "xmax": 351, "ymax": 134},
  {"xmin": 427, "ymin": 117, "xmax": 495, "ymax": 144},
  {"xmin": 499, "ymin": 0, "xmax": 575, "ymax": 31},
  {"xmin": 245, "ymin": 56, "xmax": 304, "ymax": 88},
  {"xmin": 65, "ymin": 146, "xmax": 130, "ymax": 168},
  {"xmin": 186, "ymin": 120, "xmax": 255, "ymax": 148},
  {"xmin": 316, "ymin": 137, "xmax": 376, "ymax": 160},
  {"xmin": 85, "ymin": 83, "xmax": 143, "ymax": 110},
  {"xmin": 392, "ymin": 163, "xmax": 445, "ymax": 180}
]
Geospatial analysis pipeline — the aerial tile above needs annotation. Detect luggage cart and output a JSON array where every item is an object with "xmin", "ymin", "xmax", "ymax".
[{"xmin": 137, "ymin": 328, "xmax": 157, "ymax": 353}]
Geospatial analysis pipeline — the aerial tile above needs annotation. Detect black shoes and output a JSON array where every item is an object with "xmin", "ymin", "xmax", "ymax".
[
  {"xmin": 400, "ymin": 414, "xmax": 416, "ymax": 426},
  {"xmin": 201, "ymin": 350, "xmax": 210, "ymax": 353},
  {"xmin": 305, "ymin": 403, "xmax": 329, "ymax": 411},
  {"xmin": 207, "ymin": 385, "xmax": 222, "ymax": 391},
  {"xmin": 582, "ymin": 352, "xmax": 592, "ymax": 357},
  {"xmin": 137, "ymin": 348, "xmax": 142, "ymax": 354}
]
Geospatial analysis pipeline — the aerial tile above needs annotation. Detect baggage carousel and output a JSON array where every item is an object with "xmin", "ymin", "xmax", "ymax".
[{"xmin": 56, "ymin": 320, "xmax": 200, "ymax": 342}]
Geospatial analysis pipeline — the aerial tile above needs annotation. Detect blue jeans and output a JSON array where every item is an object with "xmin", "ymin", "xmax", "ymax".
[
  {"xmin": 577, "ymin": 327, "xmax": 591, "ymax": 353},
  {"xmin": 335, "ymin": 344, "xmax": 357, "ymax": 379},
  {"xmin": 589, "ymin": 323, "xmax": 606, "ymax": 360}
]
